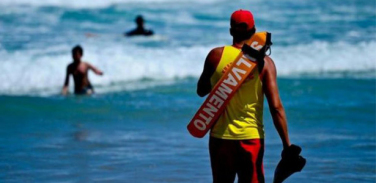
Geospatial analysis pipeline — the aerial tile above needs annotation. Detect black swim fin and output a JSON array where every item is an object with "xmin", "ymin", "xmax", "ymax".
[{"xmin": 273, "ymin": 144, "xmax": 306, "ymax": 183}]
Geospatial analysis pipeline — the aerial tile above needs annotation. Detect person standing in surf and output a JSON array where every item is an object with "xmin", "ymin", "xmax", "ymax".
[
  {"xmin": 197, "ymin": 10, "xmax": 292, "ymax": 183},
  {"xmin": 62, "ymin": 45, "xmax": 103, "ymax": 95}
]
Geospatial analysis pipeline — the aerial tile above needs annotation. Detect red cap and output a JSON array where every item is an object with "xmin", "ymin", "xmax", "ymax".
[{"xmin": 231, "ymin": 9, "xmax": 255, "ymax": 30}]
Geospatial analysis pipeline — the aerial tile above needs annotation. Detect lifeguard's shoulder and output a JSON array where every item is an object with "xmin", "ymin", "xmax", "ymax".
[
  {"xmin": 261, "ymin": 55, "xmax": 277, "ymax": 79},
  {"xmin": 206, "ymin": 47, "xmax": 224, "ymax": 68},
  {"xmin": 264, "ymin": 56, "xmax": 276, "ymax": 70}
]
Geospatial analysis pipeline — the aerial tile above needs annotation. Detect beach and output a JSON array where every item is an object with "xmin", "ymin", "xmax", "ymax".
[{"xmin": 0, "ymin": 0, "xmax": 375, "ymax": 182}]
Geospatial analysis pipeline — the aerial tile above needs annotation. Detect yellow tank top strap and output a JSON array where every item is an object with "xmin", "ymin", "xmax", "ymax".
[{"xmin": 210, "ymin": 46, "xmax": 241, "ymax": 87}]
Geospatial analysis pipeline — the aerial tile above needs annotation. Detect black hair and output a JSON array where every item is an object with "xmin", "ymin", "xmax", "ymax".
[
  {"xmin": 72, "ymin": 45, "xmax": 83, "ymax": 55},
  {"xmin": 230, "ymin": 22, "xmax": 256, "ymax": 42},
  {"xmin": 135, "ymin": 15, "xmax": 144, "ymax": 23}
]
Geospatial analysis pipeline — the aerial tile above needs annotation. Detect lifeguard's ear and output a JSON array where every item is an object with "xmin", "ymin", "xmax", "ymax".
[{"xmin": 229, "ymin": 28, "xmax": 233, "ymax": 36}]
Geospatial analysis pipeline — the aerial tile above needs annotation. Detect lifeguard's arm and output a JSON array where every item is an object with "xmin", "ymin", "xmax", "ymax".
[
  {"xmin": 87, "ymin": 62, "xmax": 104, "ymax": 75},
  {"xmin": 197, "ymin": 47, "xmax": 223, "ymax": 97},
  {"xmin": 62, "ymin": 66, "xmax": 70, "ymax": 95},
  {"xmin": 262, "ymin": 56, "xmax": 291, "ymax": 149}
]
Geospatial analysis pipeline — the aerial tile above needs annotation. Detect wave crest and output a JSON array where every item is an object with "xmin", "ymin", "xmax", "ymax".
[{"xmin": 0, "ymin": 41, "xmax": 374, "ymax": 96}]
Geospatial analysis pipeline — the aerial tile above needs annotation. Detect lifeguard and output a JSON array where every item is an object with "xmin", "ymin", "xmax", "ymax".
[{"xmin": 189, "ymin": 9, "xmax": 297, "ymax": 183}]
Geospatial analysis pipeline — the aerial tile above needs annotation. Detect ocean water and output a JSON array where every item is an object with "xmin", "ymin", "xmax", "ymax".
[{"xmin": 0, "ymin": 0, "xmax": 375, "ymax": 182}]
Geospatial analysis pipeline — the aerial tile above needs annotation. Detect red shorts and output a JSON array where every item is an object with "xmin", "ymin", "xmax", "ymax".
[{"xmin": 209, "ymin": 137, "xmax": 265, "ymax": 183}]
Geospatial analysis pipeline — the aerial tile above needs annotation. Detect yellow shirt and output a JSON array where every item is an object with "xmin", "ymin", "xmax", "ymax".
[{"xmin": 210, "ymin": 46, "xmax": 264, "ymax": 140}]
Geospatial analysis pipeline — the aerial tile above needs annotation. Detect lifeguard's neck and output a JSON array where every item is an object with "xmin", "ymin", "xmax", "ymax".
[{"xmin": 232, "ymin": 39, "xmax": 250, "ymax": 48}]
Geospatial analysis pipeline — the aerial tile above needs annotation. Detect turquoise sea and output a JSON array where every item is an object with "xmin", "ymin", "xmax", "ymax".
[{"xmin": 0, "ymin": 0, "xmax": 375, "ymax": 182}]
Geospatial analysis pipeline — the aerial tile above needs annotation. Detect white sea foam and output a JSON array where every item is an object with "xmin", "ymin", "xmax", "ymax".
[
  {"xmin": 273, "ymin": 41, "xmax": 376, "ymax": 76},
  {"xmin": 0, "ymin": 40, "xmax": 375, "ymax": 96},
  {"xmin": 0, "ymin": 0, "xmax": 221, "ymax": 8}
]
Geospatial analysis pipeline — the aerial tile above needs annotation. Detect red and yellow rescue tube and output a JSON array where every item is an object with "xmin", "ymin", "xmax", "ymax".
[{"xmin": 187, "ymin": 32, "xmax": 271, "ymax": 138}]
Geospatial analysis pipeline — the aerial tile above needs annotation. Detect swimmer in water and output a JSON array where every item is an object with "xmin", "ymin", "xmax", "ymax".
[
  {"xmin": 62, "ymin": 45, "xmax": 103, "ymax": 95},
  {"xmin": 125, "ymin": 15, "xmax": 154, "ymax": 36}
]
